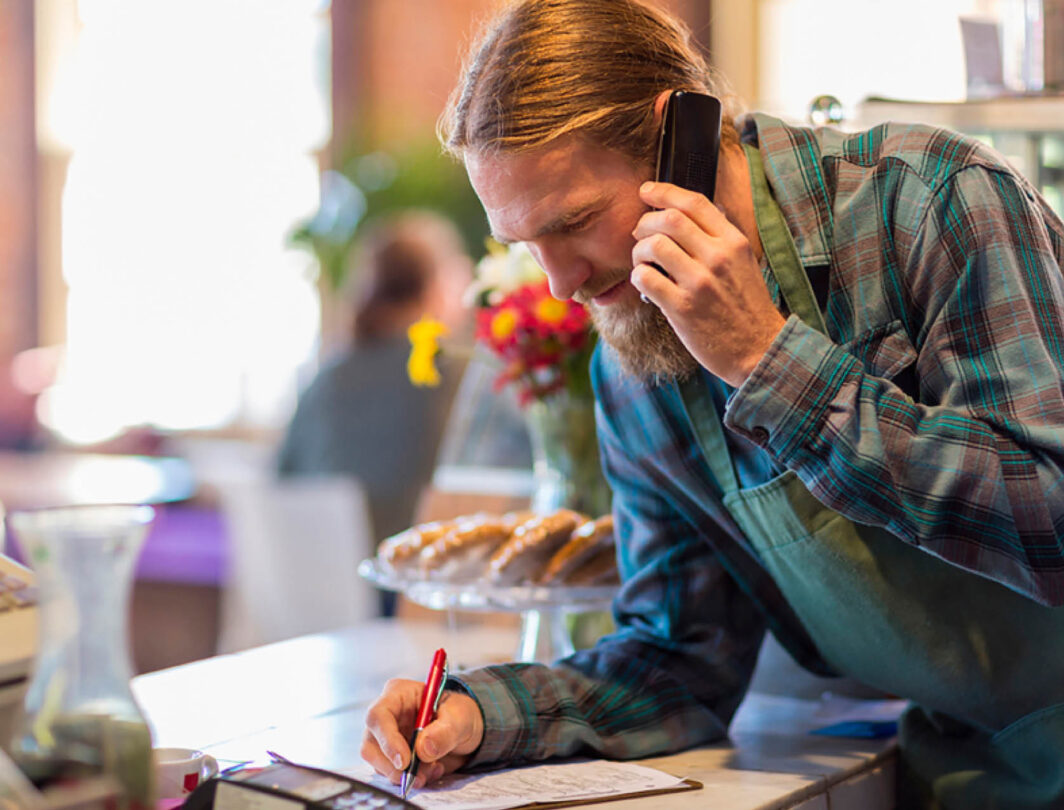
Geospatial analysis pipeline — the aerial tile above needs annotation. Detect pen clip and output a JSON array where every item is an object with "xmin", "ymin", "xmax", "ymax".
[{"xmin": 431, "ymin": 660, "xmax": 449, "ymax": 713}]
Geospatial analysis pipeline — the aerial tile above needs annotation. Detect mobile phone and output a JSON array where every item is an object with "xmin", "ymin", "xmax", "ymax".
[{"xmin": 655, "ymin": 90, "xmax": 723, "ymax": 201}]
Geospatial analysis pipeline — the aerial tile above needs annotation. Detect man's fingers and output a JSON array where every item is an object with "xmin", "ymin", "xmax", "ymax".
[
  {"xmin": 416, "ymin": 691, "xmax": 484, "ymax": 762},
  {"xmin": 360, "ymin": 730, "xmax": 404, "ymax": 784},
  {"xmin": 638, "ymin": 180, "xmax": 729, "ymax": 233},
  {"xmin": 632, "ymin": 206, "xmax": 702, "ymax": 246},
  {"xmin": 416, "ymin": 716, "xmax": 461, "ymax": 762},
  {"xmin": 629, "ymin": 262, "xmax": 673, "ymax": 307},
  {"xmin": 362, "ymin": 679, "xmax": 424, "ymax": 773},
  {"xmin": 361, "ymin": 683, "xmax": 485, "ymax": 789},
  {"xmin": 631, "ymin": 233, "xmax": 692, "ymax": 283}
]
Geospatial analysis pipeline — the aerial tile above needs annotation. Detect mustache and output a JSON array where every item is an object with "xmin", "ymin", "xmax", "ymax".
[{"xmin": 573, "ymin": 269, "xmax": 632, "ymax": 305}]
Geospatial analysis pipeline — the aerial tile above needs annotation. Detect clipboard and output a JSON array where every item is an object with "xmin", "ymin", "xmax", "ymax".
[{"xmin": 513, "ymin": 778, "xmax": 702, "ymax": 808}]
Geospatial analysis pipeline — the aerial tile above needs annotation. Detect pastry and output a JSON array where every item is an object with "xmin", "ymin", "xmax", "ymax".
[
  {"xmin": 419, "ymin": 515, "xmax": 513, "ymax": 581},
  {"xmin": 501, "ymin": 509, "xmax": 537, "ymax": 532},
  {"xmin": 377, "ymin": 519, "xmax": 454, "ymax": 574},
  {"xmin": 564, "ymin": 545, "xmax": 620, "ymax": 585},
  {"xmin": 537, "ymin": 515, "xmax": 615, "ymax": 585},
  {"xmin": 486, "ymin": 509, "xmax": 586, "ymax": 585}
]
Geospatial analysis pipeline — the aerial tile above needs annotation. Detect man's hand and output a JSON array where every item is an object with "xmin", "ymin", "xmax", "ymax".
[
  {"xmin": 361, "ymin": 679, "xmax": 484, "ymax": 789},
  {"xmin": 630, "ymin": 181, "xmax": 786, "ymax": 387}
]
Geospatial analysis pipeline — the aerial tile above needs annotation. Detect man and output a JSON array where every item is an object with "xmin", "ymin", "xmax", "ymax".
[{"xmin": 362, "ymin": 1, "xmax": 1064, "ymax": 806}]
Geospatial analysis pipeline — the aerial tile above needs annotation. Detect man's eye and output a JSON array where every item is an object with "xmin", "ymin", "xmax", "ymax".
[{"xmin": 561, "ymin": 215, "xmax": 593, "ymax": 233}]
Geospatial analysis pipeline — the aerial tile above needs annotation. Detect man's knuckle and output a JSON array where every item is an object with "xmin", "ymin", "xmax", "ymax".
[
  {"xmin": 364, "ymin": 705, "xmax": 388, "ymax": 734},
  {"xmin": 685, "ymin": 195, "xmax": 710, "ymax": 218},
  {"xmin": 359, "ymin": 737, "xmax": 377, "ymax": 762},
  {"xmin": 662, "ymin": 208, "xmax": 684, "ymax": 230},
  {"xmin": 650, "ymin": 233, "xmax": 671, "ymax": 252},
  {"xmin": 675, "ymin": 290, "xmax": 696, "ymax": 317}
]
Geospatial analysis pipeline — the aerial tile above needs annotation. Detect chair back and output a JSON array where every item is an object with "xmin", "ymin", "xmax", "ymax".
[{"xmin": 216, "ymin": 475, "xmax": 376, "ymax": 653}]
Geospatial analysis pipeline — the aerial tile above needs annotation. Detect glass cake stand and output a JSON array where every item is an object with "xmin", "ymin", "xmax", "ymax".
[{"xmin": 358, "ymin": 558, "xmax": 617, "ymax": 663}]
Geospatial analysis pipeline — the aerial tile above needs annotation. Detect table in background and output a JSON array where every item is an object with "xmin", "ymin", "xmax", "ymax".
[
  {"xmin": 134, "ymin": 618, "xmax": 896, "ymax": 810},
  {"xmin": 0, "ymin": 450, "xmax": 214, "ymax": 674},
  {"xmin": 0, "ymin": 450, "xmax": 195, "ymax": 512}
]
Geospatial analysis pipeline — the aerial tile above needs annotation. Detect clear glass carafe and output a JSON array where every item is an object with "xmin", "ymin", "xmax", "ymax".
[{"xmin": 8, "ymin": 505, "xmax": 155, "ymax": 809}]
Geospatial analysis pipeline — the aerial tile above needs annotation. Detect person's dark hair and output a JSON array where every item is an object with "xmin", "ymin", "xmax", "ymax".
[
  {"xmin": 439, "ymin": 0, "xmax": 739, "ymax": 166},
  {"xmin": 350, "ymin": 212, "xmax": 464, "ymax": 342}
]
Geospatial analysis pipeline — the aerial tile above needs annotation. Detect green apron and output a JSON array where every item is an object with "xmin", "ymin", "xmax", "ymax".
[{"xmin": 676, "ymin": 144, "xmax": 1064, "ymax": 809}]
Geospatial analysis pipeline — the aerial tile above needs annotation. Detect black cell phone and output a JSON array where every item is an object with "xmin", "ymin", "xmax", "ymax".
[{"xmin": 655, "ymin": 90, "xmax": 723, "ymax": 201}]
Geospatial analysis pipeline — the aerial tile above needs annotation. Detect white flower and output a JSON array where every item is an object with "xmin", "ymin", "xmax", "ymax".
[{"xmin": 465, "ymin": 241, "xmax": 547, "ymax": 307}]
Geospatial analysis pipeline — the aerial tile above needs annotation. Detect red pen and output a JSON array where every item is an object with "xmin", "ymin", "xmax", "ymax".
[{"xmin": 401, "ymin": 647, "xmax": 448, "ymax": 798}]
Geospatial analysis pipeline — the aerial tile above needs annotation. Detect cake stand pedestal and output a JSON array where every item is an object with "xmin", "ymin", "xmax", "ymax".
[{"xmin": 358, "ymin": 558, "xmax": 616, "ymax": 664}]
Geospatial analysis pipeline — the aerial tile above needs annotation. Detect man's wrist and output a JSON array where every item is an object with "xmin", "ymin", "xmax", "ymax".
[
  {"xmin": 446, "ymin": 668, "xmax": 533, "ymax": 769},
  {"xmin": 725, "ymin": 314, "xmax": 851, "ymax": 459}
]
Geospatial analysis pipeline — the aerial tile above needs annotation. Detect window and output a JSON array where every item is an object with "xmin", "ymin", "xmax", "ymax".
[{"xmin": 36, "ymin": 0, "xmax": 329, "ymax": 443}]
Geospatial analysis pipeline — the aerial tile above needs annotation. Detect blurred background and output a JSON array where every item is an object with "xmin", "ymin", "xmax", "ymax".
[{"xmin": 0, "ymin": 0, "xmax": 1061, "ymax": 673}]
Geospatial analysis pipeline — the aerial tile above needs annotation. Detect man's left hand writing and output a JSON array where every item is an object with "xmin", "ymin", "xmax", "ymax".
[{"xmin": 630, "ymin": 180, "xmax": 786, "ymax": 387}]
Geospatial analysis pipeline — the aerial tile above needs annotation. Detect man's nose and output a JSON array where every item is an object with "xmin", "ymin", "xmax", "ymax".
[{"xmin": 529, "ymin": 242, "xmax": 590, "ymax": 301}]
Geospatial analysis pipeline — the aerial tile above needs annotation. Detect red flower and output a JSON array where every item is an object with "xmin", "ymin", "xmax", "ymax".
[{"xmin": 474, "ymin": 279, "xmax": 595, "ymax": 405}]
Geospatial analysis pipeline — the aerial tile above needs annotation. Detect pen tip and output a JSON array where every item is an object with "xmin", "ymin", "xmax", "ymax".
[{"xmin": 400, "ymin": 773, "xmax": 409, "ymax": 798}]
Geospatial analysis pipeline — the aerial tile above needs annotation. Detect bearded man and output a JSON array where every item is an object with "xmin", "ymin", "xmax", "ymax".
[{"xmin": 362, "ymin": 1, "xmax": 1064, "ymax": 807}]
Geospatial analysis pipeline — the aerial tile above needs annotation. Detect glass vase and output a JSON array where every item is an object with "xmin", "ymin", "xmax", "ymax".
[
  {"xmin": 8, "ymin": 505, "xmax": 156, "ymax": 809},
  {"xmin": 521, "ymin": 389, "xmax": 614, "ymax": 662},
  {"xmin": 525, "ymin": 389, "xmax": 612, "ymax": 518}
]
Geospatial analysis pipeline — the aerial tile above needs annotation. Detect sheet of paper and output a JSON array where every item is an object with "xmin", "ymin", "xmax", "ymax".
[{"xmin": 340, "ymin": 759, "xmax": 688, "ymax": 810}]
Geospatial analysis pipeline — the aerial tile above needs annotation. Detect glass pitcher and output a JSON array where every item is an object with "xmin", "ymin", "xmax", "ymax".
[{"xmin": 7, "ymin": 504, "xmax": 156, "ymax": 809}]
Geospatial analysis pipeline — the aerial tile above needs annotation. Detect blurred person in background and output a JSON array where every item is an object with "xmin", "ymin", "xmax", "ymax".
[{"xmin": 276, "ymin": 210, "xmax": 472, "ymax": 612}]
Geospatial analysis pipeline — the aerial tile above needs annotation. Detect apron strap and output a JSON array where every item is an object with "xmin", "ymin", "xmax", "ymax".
[
  {"xmin": 679, "ymin": 374, "xmax": 739, "ymax": 496},
  {"xmin": 742, "ymin": 143, "xmax": 828, "ymax": 337},
  {"xmin": 679, "ymin": 143, "xmax": 828, "ymax": 494}
]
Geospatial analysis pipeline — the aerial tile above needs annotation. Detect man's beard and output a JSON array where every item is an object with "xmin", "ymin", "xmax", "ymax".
[{"xmin": 579, "ymin": 273, "xmax": 699, "ymax": 385}]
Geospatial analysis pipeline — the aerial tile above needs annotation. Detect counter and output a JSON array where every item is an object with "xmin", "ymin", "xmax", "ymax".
[{"xmin": 133, "ymin": 618, "xmax": 897, "ymax": 810}]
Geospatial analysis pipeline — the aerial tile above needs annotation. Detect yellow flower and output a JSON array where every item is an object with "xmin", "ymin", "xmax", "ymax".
[
  {"xmin": 407, "ymin": 317, "xmax": 449, "ymax": 387},
  {"xmin": 534, "ymin": 296, "xmax": 568, "ymax": 325},
  {"xmin": 490, "ymin": 308, "xmax": 519, "ymax": 341}
]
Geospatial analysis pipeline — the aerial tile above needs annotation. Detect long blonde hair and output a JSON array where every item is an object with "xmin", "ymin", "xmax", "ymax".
[{"xmin": 439, "ymin": 0, "xmax": 738, "ymax": 165}]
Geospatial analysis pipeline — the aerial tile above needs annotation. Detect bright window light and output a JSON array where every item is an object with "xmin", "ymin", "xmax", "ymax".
[{"xmin": 38, "ymin": 0, "xmax": 329, "ymax": 444}]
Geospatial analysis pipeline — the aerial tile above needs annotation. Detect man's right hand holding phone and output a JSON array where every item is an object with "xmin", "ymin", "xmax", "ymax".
[{"xmin": 634, "ymin": 89, "xmax": 785, "ymax": 387}]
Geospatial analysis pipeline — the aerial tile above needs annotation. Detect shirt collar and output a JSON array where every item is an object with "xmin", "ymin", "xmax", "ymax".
[{"xmin": 739, "ymin": 113, "xmax": 834, "ymax": 266}]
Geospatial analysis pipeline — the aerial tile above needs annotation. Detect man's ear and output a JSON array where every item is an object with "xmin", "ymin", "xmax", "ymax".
[{"xmin": 652, "ymin": 89, "xmax": 672, "ymax": 126}]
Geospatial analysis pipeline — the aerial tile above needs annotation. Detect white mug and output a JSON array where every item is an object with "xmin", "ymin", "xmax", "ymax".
[{"xmin": 153, "ymin": 746, "xmax": 219, "ymax": 798}]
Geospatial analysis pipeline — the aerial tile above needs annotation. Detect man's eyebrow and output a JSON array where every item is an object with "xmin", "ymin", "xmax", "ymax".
[{"xmin": 491, "ymin": 196, "xmax": 607, "ymax": 246}]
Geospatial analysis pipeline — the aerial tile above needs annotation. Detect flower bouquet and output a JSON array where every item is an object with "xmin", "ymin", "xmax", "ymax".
[
  {"xmin": 467, "ymin": 241, "xmax": 596, "ymax": 405},
  {"xmin": 407, "ymin": 240, "xmax": 610, "ymax": 514},
  {"xmin": 467, "ymin": 242, "xmax": 610, "ymax": 516}
]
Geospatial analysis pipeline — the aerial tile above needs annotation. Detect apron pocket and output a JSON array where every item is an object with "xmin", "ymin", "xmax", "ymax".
[{"xmin": 723, "ymin": 470, "xmax": 842, "ymax": 552}]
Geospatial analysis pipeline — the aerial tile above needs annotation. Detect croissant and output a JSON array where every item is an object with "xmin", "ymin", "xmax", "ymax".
[
  {"xmin": 486, "ymin": 509, "xmax": 586, "ymax": 585},
  {"xmin": 419, "ymin": 515, "xmax": 513, "ymax": 581},
  {"xmin": 537, "ymin": 515, "xmax": 615, "ymax": 585}
]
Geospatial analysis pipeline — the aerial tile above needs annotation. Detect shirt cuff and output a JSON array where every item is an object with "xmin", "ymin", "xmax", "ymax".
[
  {"xmin": 724, "ymin": 314, "xmax": 858, "ymax": 462},
  {"xmin": 445, "ymin": 668, "xmax": 532, "ymax": 770}
]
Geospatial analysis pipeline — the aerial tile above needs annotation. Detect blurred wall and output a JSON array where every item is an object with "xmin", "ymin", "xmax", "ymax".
[
  {"xmin": 331, "ymin": 0, "xmax": 715, "ymax": 154},
  {"xmin": 0, "ymin": 0, "xmax": 40, "ymax": 449}
]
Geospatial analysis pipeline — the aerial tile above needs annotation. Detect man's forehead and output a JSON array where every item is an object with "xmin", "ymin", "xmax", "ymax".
[{"xmin": 466, "ymin": 140, "xmax": 612, "ymax": 243}]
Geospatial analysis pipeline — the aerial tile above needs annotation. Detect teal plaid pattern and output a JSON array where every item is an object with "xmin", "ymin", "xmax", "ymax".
[{"xmin": 451, "ymin": 113, "xmax": 1064, "ymax": 769}]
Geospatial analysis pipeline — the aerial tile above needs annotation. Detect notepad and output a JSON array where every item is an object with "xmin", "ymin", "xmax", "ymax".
[{"xmin": 342, "ymin": 759, "xmax": 700, "ymax": 810}]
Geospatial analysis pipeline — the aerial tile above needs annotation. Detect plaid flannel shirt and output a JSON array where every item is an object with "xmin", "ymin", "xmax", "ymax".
[{"xmin": 451, "ymin": 113, "xmax": 1064, "ymax": 768}]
